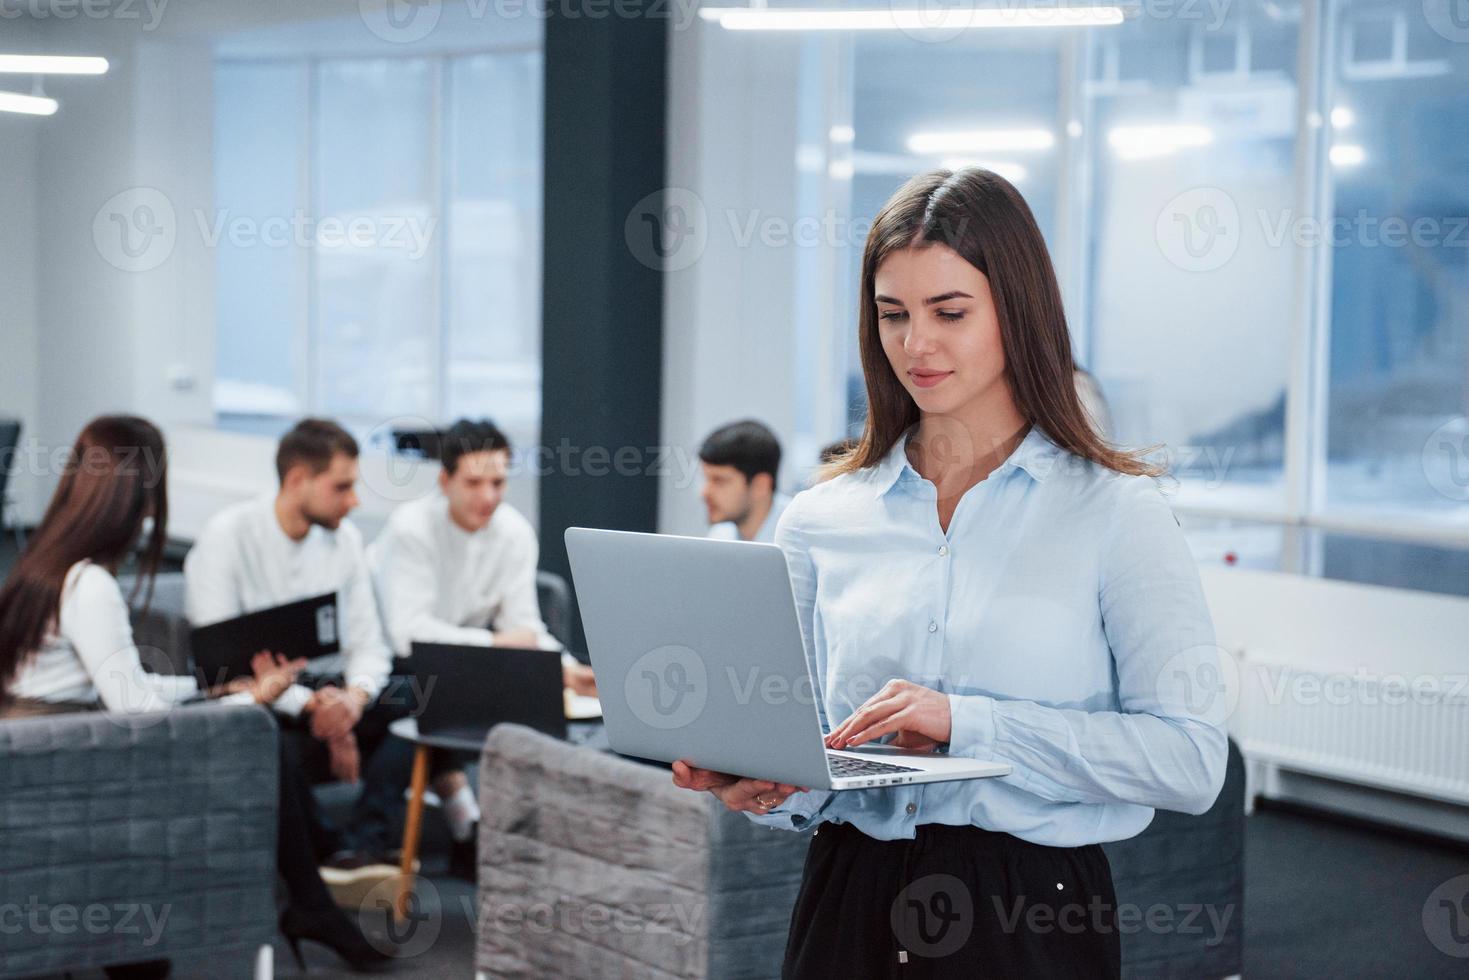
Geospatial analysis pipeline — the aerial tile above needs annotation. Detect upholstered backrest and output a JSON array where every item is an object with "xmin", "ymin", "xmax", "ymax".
[
  {"xmin": 477, "ymin": 723, "xmax": 808, "ymax": 979},
  {"xmin": 0, "ymin": 703, "xmax": 280, "ymax": 978}
]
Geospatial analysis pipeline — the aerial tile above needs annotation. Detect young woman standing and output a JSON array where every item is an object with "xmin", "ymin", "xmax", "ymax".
[{"xmin": 674, "ymin": 169, "xmax": 1227, "ymax": 977}]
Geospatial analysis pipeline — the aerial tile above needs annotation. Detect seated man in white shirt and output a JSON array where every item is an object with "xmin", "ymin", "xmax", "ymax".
[
  {"xmin": 368, "ymin": 418, "xmax": 595, "ymax": 875},
  {"xmin": 184, "ymin": 418, "xmax": 408, "ymax": 884},
  {"xmin": 699, "ymin": 419, "xmax": 791, "ymax": 543}
]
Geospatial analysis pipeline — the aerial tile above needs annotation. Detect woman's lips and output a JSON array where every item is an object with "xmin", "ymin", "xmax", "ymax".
[{"xmin": 908, "ymin": 370, "xmax": 953, "ymax": 389}]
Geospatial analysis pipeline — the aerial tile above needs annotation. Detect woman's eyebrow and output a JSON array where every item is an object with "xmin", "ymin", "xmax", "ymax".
[{"xmin": 873, "ymin": 290, "xmax": 974, "ymax": 306}]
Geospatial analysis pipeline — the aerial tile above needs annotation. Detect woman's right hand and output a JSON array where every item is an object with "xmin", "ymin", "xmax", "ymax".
[{"xmin": 671, "ymin": 760, "xmax": 806, "ymax": 814}]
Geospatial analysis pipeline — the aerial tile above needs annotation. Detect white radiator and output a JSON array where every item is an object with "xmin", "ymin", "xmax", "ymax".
[{"xmin": 1236, "ymin": 658, "xmax": 1469, "ymax": 807}]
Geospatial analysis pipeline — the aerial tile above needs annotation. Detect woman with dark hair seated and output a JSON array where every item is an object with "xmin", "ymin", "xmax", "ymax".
[{"xmin": 0, "ymin": 415, "xmax": 391, "ymax": 973}]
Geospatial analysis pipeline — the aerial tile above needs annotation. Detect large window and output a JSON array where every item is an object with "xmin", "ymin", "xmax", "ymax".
[
  {"xmin": 1324, "ymin": 0, "xmax": 1469, "ymax": 522},
  {"xmin": 712, "ymin": 0, "xmax": 1465, "ymax": 595},
  {"xmin": 213, "ymin": 49, "xmax": 544, "ymax": 446},
  {"xmin": 1082, "ymin": 7, "xmax": 1300, "ymax": 514}
]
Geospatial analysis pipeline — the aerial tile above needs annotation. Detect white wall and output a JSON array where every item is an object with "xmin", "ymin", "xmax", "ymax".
[
  {"xmin": 33, "ymin": 19, "xmax": 142, "ymax": 515},
  {"xmin": 0, "ymin": 107, "xmax": 41, "ymax": 524},
  {"xmin": 660, "ymin": 25, "xmax": 845, "ymax": 537}
]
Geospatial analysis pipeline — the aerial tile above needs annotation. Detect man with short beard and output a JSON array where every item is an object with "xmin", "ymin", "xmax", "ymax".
[{"xmin": 185, "ymin": 417, "xmax": 402, "ymax": 900}]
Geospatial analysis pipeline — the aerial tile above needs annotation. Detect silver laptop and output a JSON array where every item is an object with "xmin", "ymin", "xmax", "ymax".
[{"xmin": 565, "ymin": 527, "xmax": 1011, "ymax": 791}]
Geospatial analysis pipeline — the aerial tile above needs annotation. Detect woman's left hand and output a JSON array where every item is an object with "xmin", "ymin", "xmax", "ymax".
[{"xmin": 824, "ymin": 679, "xmax": 951, "ymax": 752}]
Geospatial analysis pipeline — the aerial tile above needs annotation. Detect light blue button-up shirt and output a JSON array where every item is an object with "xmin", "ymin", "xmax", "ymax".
[{"xmin": 748, "ymin": 423, "xmax": 1228, "ymax": 847}]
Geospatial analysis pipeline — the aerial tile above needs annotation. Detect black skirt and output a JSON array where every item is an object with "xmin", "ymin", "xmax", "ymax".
[{"xmin": 782, "ymin": 821, "xmax": 1121, "ymax": 980}]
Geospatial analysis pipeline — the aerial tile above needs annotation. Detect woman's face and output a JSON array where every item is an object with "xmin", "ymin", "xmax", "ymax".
[{"xmin": 874, "ymin": 241, "xmax": 1008, "ymax": 421}]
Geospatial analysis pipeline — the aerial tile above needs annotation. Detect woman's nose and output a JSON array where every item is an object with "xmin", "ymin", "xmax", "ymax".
[{"xmin": 903, "ymin": 320, "xmax": 938, "ymax": 356}]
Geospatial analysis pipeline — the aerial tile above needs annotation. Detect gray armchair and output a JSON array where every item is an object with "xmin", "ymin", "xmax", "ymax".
[
  {"xmin": 535, "ymin": 570, "xmax": 575, "ymax": 652},
  {"xmin": 0, "ymin": 417, "xmax": 22, "ymax": 551},
  {"xmin": 476, "ymin": 724, "xmax": 810, "ymax": 979},
  {"xmin": 0, "ymin": 703, "xmax": 280, "ymax": 978},
  {"xmin": 1102, "ymin": 737, "xmax": 1246, "ymax": 979},
  {"xmin": 121, "ymin": 570, "xmax": 193, "ymax": 676}
]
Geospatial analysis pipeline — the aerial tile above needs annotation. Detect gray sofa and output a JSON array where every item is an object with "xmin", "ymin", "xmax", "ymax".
[
  {"xmin": 476, "ymin": 724, "xmax": 810, "ymax": 979},
  {"xmin": 0, "ymin": 703, "xmax": 280, "ymax": 978}
]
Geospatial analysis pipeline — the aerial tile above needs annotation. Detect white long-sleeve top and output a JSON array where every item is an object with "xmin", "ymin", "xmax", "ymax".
[
  {"xmin": 9, "ymin": 561, "xmax": 202, "ymax": 711},
  {"xmin": 184, "ymin": 493, "xmax": 393, "ymax": 716},
  {"xmin": 367, "ymin": 495, "xmax": 563, "ymax": 659}
]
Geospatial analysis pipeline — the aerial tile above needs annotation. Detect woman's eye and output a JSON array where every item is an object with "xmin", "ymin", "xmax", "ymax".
[
  {"xmin": 936, "ymin": 310, "xmax": 965, "ymax": 321},
  {"xmin": 878, "ymin": 310, "xmax": 908, "ymax": 322}
]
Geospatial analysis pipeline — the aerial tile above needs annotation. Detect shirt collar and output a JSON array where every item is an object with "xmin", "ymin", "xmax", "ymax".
[{"xmin": 872, "ymin": 422, "xmax": 1063, "ymax": 499}]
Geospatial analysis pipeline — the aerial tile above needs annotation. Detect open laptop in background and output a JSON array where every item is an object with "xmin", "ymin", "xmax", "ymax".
[
  {"xmin": 409, "ymin": 642, "xmax": 568, "ymax": 744},
  {"xmin": 565, "ymin": 528, "xmax": 1012, "ymax": 791},
  {"xmin": 190, "ymin": 592, "xmax": 339, "ymax": 690}
]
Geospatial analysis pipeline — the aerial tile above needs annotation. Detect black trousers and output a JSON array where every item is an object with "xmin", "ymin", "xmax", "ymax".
[
  {"xmin": 277, "ymin": 675, "xmax": 417, "ymax": 859},
  {"xmin": 783, "ymin": 821, "xmax": 1121, "ymax": 980}
]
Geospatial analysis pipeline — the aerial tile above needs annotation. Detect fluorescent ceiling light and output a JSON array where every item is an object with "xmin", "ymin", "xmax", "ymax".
[
  {"xmin": 0, "ymin": 90, "xmax": 58, "ymax": 115},
  {"xmin": 699, "ymin": 7, "xmax": 1125, "ymax": 31},
  {"xmin": 829, "ymin": 124, "xmax": 855, "ymax": 144},
  {"xmin": 1107, "ymin": 124, "xmax": 1212, "ymax": 160},
  {"xmin": 1330, "ymin": 144, "xmax": 1365, "ymax": 167},
  {"xmin": 940, "ymin": 158, "xmax": 1028, "ymax": 182},
  {"xmin": 1330, "ymin": 106, "xmax": 1354, "ymax": 129},
  {"xmin": 908, "ymin": 128, "xmax": 1055, "ymax": 154},
  {"xmin": 0, "ymin": 54, "xmax": 108, "ymax": 75}
]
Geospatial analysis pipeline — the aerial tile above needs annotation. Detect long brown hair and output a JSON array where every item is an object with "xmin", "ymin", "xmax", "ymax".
[
  {"xmin": 0, "ymin": 416, "xmax": 169, "ymax": 692},
  {"xmin": 826, "ymin": 168, "xmax": 1163, "ymax": 480}
]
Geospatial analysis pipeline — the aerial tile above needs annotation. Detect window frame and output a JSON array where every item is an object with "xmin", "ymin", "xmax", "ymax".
[{"xmin": 213, "ymin": 42, "xmax": 543, "ymax": 434}]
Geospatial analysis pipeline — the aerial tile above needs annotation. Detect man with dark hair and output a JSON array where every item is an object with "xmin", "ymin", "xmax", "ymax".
[
  {"xmin": 368, "ymin": 418, "xmax": 596, "ymax": 875},
  {"xmin": 185, "ymin": 417, "xmax": 402, "ymax": 898},
  {"xmin": 699, "ymin": 419, "xmax": 791, "ymax": 544},
  {"xmin": 274, "ymin": 416, "xmax": 361, "ymax": 483}
]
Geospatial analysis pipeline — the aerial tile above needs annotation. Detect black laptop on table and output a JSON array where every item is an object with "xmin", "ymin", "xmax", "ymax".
[{"xmin": 409, "ymin": 641, "xmax": 568, "ymax": 745}]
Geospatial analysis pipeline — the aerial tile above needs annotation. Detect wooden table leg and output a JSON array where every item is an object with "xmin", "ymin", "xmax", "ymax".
[{"xmin": 394, "ymin": 744, "xmax": 431, "ymax": 923}]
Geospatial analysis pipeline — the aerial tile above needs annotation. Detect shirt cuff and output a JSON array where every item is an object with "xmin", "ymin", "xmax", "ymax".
[
  {"xmin": 743, "ymin": 789, "xmax": 834, "ymax": 831},
  {"xmin": 561, "ymin": 651, "xmax": 581, "ymax": 669},
  {"xmin": 947, "ymin": 693, "xmax": 998, "ymax": 761},
  {"xmin": 272, "ymin": 683, "xmax": 313, "ymax": 719},
  {"xmin": 218, "ymin": 691, "xmax": 257, "ymax": 706},
  {"xmin": 344, "ymin": 673, "xmax": 385, "ymax": 701}
]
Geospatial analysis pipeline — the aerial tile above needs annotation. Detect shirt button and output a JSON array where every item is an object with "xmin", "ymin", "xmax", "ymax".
[
  {"xmin": 928, "ymin": 621, "xmax": 938, "ymax": 633},
  {"xmin": 905, "ymin": 802, "xmax": 917, "ymax": 815},
  {"xmin": 938, "ymin": 545, "xmax": 948, "ymax": 557}
]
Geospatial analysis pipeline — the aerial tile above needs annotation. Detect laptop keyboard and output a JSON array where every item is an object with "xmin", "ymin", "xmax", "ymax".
[{"xmin": 827, "ymin": 754, "xmax": 923, "ymax": 778}]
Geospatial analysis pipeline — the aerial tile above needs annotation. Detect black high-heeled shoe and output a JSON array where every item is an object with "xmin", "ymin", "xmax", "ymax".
[{"xmin": 280, "ymin": 903, "xmax": 393, "ymax": 972}]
